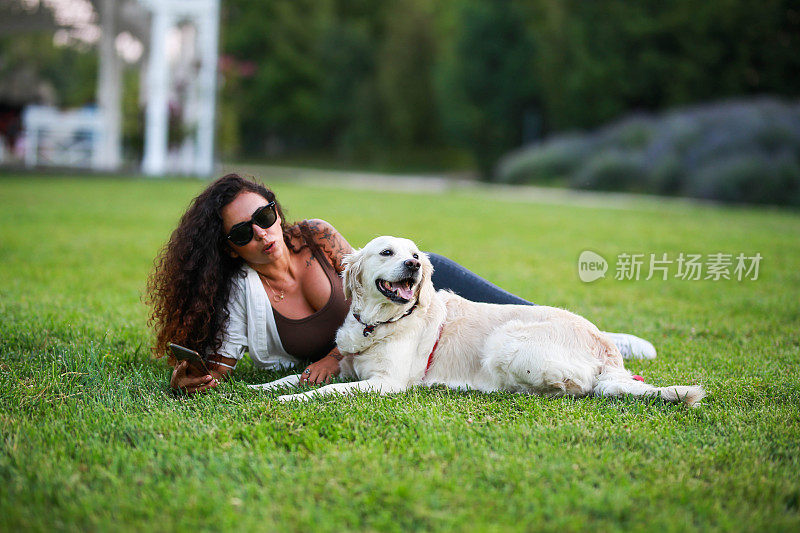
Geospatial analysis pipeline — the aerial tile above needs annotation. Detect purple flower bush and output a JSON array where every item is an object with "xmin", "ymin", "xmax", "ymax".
[{"xmin": 497, "ymin": 98, "xmax": 800, "ymax": 206}]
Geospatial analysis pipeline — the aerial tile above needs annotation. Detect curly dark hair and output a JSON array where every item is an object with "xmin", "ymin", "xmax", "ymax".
[{"xmin": 146, "ymin": 173, "xmax": 298, "ymax": 361}]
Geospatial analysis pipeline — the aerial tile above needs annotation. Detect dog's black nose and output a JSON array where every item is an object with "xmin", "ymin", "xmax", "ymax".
[{"xmin": 404, "ymin": 258, "xmax": 420, "ymax": 271}]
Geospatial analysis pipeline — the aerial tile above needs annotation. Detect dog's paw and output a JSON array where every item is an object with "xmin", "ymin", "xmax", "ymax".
[
  {"xmin": 248, "ymin": 383, "xmax": 278, "ymax": 391},
  {"xmin": 277, "ymin": 393, "xmax": 311, "ymax": 403}
]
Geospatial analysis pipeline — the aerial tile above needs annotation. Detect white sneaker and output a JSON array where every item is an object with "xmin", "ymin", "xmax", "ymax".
[{"xmin": 603, "ymin": 332, "xmax": 657, "ymax": 359}]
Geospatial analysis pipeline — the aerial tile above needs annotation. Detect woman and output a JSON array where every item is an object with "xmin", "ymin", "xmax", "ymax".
[{"xmin": 147, "ymin": 174, "xmax": 655, "ymax": 393}]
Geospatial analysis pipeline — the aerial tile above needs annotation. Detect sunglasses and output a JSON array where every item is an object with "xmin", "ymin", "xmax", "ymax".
[{"xmin": 226, "ymin": 202, "xmax": 278, "ymax": 246}]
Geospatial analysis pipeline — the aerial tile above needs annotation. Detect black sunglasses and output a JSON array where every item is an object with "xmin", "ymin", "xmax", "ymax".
[{"xmin": 226, "ymin": 202, "xmax": 278, "ymax": 246}]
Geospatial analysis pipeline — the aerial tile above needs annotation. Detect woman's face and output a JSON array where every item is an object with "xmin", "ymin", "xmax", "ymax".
[{"xmin": 221, "ymin": 191, "xmax": 286, "ymax": 267}]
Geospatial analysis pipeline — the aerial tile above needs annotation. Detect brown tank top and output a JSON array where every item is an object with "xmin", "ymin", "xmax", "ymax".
[{"xmin": 272, "ymin": 223, "xmax": 350, "ymax": 360}]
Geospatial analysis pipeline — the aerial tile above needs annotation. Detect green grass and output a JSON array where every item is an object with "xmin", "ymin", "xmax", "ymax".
[{"xmin": 1, "ymin": 175, "xmax": 799, "ymax": 532}]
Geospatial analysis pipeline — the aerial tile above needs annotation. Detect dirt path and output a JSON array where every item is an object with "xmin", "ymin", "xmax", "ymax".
[{"xmin": 220, "ymin": 163, "xmax": 715, "ymax": 212}]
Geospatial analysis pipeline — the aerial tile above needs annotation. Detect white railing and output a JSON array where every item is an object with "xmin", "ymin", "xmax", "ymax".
[{"xmin": 23, "ymin": 105, "xmax": 105, "ymax": 169}]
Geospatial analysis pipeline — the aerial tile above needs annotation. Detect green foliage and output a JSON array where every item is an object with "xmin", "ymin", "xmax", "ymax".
[
  {"xmin": 217, "ymin": 0, "xmax": 800, "ymax": 177},
  {"xmin": 497, "ymin": 98, "xmax": 800, "ymax": 206},
  {"xmin": 376, "ymin": 0, "xmax": 439, "ymax": 147},
  {"xmin": 222, "ymin": 0, "xmax": 337, "ymax": 152},
  {"xmin": 3, "ymin": 1, "xmax": 800, "ymax": 175},
  {"xmin": 436, "ymin": 0, "xmax": 537, "ymax": 179},
  {"xmin": 0, "ymin": 32, "xmax": 97, "ymax": 107},
  {"xmin": 496, "ymin": 135, "xmax": 589, "ymax": 184},
  {"xmin": 120, "ymin": 69, "xmax": 143, "ymax": 159},
  {"xmin": 572, "ymin": 150, "xmax": 648, "ymax": 192},
  {"xmin": 1, "ymin": 176, "xmax": 800, "ymax": 530},
  {"xmin": 523, "ymin": 0, "xmax": 800, "ymax": 130},
  {"xmin": 315, "ymin": 17, "xmax": 379, "ymax": 155},
  {"xmin": 688, "ymin": 153, "xmax": 800, "ymax": 205}
]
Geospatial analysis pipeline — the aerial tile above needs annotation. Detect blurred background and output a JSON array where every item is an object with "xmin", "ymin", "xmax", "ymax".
[{"xmin": 1, "ymin": 0, "xmax": 799, "ymax": 205}]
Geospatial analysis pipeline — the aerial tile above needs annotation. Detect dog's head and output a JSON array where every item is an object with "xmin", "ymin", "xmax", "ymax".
[{"xmin": 342, "ymin": 236, "xmax": 435, "ymax": 313}]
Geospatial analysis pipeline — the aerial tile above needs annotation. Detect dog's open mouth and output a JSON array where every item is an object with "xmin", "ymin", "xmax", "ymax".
[{"xmin": 376, "ymin": 278, "xmax": 416, "ymax": 304}]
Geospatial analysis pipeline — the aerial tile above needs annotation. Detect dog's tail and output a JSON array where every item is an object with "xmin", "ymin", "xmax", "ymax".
[{"xmin": 593, "ymin": 367, "xmax": 705, "ymax": 406}]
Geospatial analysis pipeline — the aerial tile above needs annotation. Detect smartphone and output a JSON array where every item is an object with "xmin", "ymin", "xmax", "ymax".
[{"xmin": 168, "ymin": 343, "xmax": 211, "ymax": 375}]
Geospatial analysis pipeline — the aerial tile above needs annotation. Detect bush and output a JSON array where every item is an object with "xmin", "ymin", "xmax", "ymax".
[
  {"xmin": 571, "ymin": 150, "xmax": 648, "ymax": 192},
  {"xmin": 496, "ymin": 98, "xmax": 800, "ymax": 206},
  {"xmin": 595, "ymin": 116, "xmax": 655, "ymax": 151},
  {"xmin": 496, "ymin": 135, "xmax": 590, "ymax": 184},
  {"xmin": 689, "ymin": 152, "xmax": 800, "ymax": 206}
]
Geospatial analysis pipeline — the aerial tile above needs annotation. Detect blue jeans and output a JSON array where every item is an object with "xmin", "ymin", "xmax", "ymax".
[{"xmin": 428, "ymin": 253, "xmax": 533, "ymax": 306}]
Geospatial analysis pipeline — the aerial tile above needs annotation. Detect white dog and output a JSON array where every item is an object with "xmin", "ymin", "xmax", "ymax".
[{"xmin": 254, "ymin": 236, "xmax": 705, "ymax": 406}]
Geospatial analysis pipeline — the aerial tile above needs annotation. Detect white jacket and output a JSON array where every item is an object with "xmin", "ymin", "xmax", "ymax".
[{"xmin": 216, "ymin": 265, "xmax": 300, "ymax": 369}]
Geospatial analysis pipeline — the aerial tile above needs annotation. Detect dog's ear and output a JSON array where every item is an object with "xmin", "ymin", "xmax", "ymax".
[
  {"xmin": 416, "ymin": 251, "xmax": 435, "ymax": 309},
  {"xmin": 342, "ymin": 248, "xmax": 365, "ymax": 305}
]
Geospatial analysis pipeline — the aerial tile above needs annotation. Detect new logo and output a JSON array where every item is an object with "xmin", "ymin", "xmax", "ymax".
[{"xmin": 578, "ymin": 250, "xmax": 608, "ymax": 283}]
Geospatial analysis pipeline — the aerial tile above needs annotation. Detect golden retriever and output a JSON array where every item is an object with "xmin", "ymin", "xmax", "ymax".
[{"xmin": 253, "ymin": 236, "xmax": 705, "ymax": 406}]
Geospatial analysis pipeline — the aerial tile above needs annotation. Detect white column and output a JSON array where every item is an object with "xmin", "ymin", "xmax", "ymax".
[
  {"xmin": 142, "ymin": 7, "xmax": 173, "ymax": 176},
  {"xmin": 23, "ymin": 107, "xmax": 39, "ymax": 167},
  {"xmin": 178, "ymin": 23, "xmax": 197, "ymax": 174},
  {"xmin": 194, "ymin": 0, "xmax": 219, "ymax": 176},
  {"xmin": 96, "ymin": 0, "xmax": 122, "ymax": 171}
]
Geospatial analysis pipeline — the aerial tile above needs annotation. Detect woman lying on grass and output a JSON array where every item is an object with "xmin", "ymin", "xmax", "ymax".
[{"xmin": 147, "ymin": 173, "xmax": 656, "ymax": 393}]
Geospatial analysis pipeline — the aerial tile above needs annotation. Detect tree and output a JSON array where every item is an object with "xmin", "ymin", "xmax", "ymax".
[
  {"xmin": 376, "ymin": 0, "xmax": 438, "ymax": 147},
  {"xmin": 437, "ymin": 0, "xmax": 538, "ymax": 179},
  {"xmin": 222, "ymin": 0, "xmax": 335, "ymax": 153}
]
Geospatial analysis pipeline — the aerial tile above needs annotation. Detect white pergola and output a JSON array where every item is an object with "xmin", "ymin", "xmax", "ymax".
[
  {"xmin": 6, "ymin": 0, "xmax": 221, "ymax": 176},
  {"xmin": 137, "ymin": 0, "xmax": 220, "ymax": 176}
]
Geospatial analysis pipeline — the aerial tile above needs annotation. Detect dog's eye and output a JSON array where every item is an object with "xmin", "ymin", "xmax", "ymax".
[
  {"xmin": 412, "ymin": 253, "xmax": 419, "ymax": 259},
  {"xmin": 380, "ymin": 249, "xmax": 394, "ymax": 256}
]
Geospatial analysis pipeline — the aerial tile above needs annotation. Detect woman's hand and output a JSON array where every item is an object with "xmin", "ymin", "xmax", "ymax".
[
  {"xmin": 300, "ymin": 355, "xmax": 341, "ymax": 385},
  {"xmin": 170, "ymin": 360, "xmax": 220, "ymax": 394}
]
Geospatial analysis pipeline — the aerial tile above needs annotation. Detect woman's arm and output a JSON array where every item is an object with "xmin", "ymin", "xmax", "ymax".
[
  {"xmin": 168, "ymin": 278, "xmax": 246, "ymax": 394},
  {"xmin": 296, "ymin": 220, "xmax": 351, "ymax": 384},
  {"xmin": 304, "ymin": 219, "xmax": 354, "ymax": 274}
]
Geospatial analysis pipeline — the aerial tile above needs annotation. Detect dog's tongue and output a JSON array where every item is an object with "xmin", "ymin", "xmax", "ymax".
[{"xmin": 389, "ymin": 280, "xmax": 413, "ymax": 300}]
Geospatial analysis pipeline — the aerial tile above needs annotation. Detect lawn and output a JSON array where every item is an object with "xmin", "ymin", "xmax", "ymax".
[{"xmin": 1, "ymin": 175, "xmax": 799, "ymax": 532}]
